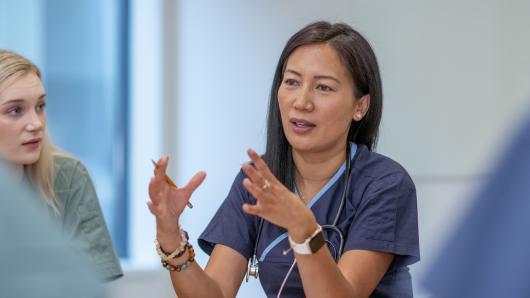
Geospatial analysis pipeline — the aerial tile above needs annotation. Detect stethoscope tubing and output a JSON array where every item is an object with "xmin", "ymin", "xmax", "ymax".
[{"xmin": 247, "ymin": 143, "xmax": 356, "ymax": 280}]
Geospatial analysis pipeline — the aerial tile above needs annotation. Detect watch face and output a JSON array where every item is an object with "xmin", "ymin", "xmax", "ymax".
[{"xmin": 309, "ymin": 231, "xmax": 325, "ymax": 253}]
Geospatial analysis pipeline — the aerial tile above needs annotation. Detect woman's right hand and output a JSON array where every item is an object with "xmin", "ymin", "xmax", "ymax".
[{"xmin": 147, "ymin": 156, "xmax": 206, "ymax": 238}]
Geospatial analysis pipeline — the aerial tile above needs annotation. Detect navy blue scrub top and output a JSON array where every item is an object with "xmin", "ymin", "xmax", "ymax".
[{"xmin": 199, "ymin": 144, "xmax": 420, "ymax": 298}]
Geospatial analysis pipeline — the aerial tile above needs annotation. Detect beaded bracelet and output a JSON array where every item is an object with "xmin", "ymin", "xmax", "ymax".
[
  {"xmin": 155, "ymin": 229, "xmax": 189, "ymax": 261},
  {"xmin": 161, "ymin": 244, "xmax": 195, "ymax": 272}
]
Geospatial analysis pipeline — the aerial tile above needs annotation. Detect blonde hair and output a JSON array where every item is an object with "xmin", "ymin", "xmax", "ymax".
[{"xmin": 0, "ymin": 49, "xmax": 61, "ymax": 214}]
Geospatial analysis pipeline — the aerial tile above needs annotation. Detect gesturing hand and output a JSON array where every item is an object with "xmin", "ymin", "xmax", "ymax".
[
  {"xmin": 147, "ymin": 156, "xmax": 206, "ymax": 234},
  {"xmin": 241, "ymin": 149, "xmax": 316, "ymax": 233}
]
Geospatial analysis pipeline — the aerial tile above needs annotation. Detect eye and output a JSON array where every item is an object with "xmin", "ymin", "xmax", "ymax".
[
  {"xmin": 7, "ymin": 106, "xmax": 23, "ymax": 116},
  {"xmin": 36, "ymin": 102, "xmax": 47, "ymax": 112},
  {"xmin": 316, "ymin": 84, "xmax": 334, "ymax": 92},
  {"xmin": 283, "ymin": 78, "xmax": 299, "ymax": 86}
]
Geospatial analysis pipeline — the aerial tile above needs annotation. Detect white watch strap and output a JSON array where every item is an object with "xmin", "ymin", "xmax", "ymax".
[{"xmin": 287, "ymin": 225, "xmax": 322, "ymax": 255}]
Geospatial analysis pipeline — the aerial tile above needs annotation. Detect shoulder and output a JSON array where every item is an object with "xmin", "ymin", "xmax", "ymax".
[
  {"xmin": 227, "ymin": 169, "xmax": 253, "ymax": 202},
  {"xmin": 52, "ymin": 155, "xmax": 97, "ymax": 211},
  {"xmin": 353, "ymin": 144, "xmax": 415, "ymax": 191},
  {"xmin": 53, "ymin": 154, "xmax": 90, "ymax": 186},
  {"xmin": 233, "ymin": 169, "xmax": 247, "ymax": 183}
]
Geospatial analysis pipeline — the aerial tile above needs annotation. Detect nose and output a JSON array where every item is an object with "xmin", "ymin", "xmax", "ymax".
[
  {"xmin": 25, "ymin": 111, "xmax": 44, "ymax": 132},
  {"xmin": 292, "ymin": 86, "xmax": 314, "ymax": 112}
]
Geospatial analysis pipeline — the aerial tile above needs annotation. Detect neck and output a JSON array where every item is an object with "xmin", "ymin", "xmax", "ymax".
[{"xmin": 293, "ymin": 144, "xmax": 347, "ymax": 202}]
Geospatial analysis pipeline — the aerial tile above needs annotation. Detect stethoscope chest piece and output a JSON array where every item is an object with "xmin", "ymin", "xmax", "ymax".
[
  {"xmin": 246, "ymin": 143, "xmax": 355, "ymax": 283},
  {"xmin": 246, "ymin": 255, "xmax": 259, "ymax": 282}
]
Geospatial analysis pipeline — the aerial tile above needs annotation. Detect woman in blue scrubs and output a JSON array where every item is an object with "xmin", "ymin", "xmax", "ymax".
[{"xmin": 148, "ymin": 21, "xmax": 419, "ymax": 297}]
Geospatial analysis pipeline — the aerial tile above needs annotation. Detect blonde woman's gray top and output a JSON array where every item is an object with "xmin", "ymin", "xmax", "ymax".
[{"xmin": 53, "ymin": 155, "xmax": 123, "ymax": 281}]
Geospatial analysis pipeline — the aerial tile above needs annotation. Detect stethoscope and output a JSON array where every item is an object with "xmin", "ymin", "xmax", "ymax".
[{"xmin": 246, "ymin": 143, "xmax": 355, "ymax": 282}]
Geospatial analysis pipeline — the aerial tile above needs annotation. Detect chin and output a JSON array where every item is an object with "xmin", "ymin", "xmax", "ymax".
[
  {"xmin": 0, "ymin": 152, "xmax": 40, "ymax": 167},
  {"xmin": 287, "ymin": 138, "xmax": 316, "ymax": 152},
  {"xmin": 16, "ymin": 154, "xmax": 41, "ymax": 167}
]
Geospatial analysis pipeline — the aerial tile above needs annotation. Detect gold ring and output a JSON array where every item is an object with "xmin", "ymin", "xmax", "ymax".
[{"xmin": 262, "ymin": 179, "xmax": 271, "ymax": 190}]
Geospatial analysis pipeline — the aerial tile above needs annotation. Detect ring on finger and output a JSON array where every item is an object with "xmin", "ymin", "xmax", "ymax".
[{"xmin": 262, "ymin": 179, "xmax": 271, "ymax": 190}]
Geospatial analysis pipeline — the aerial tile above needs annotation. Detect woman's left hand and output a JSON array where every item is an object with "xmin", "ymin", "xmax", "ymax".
[{"xmin": 241, "ymin": 149, "xmax": 317, "ymax": 235}]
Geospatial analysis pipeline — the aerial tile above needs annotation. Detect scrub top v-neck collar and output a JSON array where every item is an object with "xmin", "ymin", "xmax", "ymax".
[{"xmin": 258, "ymin": 143, "xmax": 358, "ymax": 262}]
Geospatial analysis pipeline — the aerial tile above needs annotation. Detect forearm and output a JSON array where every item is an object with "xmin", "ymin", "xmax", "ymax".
[
  {"xmin": 295, "ymin": 248, "xmax": 357, "ymax": 298},
  {"xmin": 158, "ymin": 231, "xmax": 224, "ymax": 298},
  {"xmin": 288, "ymin": 224, "xmax": 357, "ymax": 298},
  {"xmin": 289, "ymin": 220, "xmax": 391, "ymax": 298},
  {"xmin": 168, "ymin": 258, "xmax": 224, "ymax": 298}
]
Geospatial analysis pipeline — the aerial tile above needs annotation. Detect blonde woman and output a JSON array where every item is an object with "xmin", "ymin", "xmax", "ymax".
[{"xmin": 0, "ymin": 49, "xmax": 122, "ymax": 281}]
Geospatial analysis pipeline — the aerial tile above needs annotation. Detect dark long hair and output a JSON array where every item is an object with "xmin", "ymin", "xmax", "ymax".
[{"xmin": 263, "ymin": 21, "xmax": 383, "ymax": 191}]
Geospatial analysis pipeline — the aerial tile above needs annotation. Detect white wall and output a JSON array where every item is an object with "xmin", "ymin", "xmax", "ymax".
[{"xmin": 120, "ymin": 1, "xmax": 530, "ymax": 297}]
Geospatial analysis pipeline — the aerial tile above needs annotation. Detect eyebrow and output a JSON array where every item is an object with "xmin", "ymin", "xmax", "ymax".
[
  {"xmin": 314, "ymin": 75, "xmax": 341, "ymax": 84},
  {"xmin": 284, "ymin": 69, "xmax": 341, "ymax": 84},
  {"xmin": 285, "ymin": 69, "xmax": 302, "ymax": 77},
  {"xmin": 0, "ymin": 94, "xmax": 46, "ymax": 106}
]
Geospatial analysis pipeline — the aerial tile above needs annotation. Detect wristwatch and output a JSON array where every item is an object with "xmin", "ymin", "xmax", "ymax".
[{"xmin": 288, "ymin": 225, "xmax": 325, "ymax": 255}]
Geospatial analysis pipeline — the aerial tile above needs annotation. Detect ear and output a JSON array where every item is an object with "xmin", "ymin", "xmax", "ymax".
[{"xmin": 352, "ymin": 94, "xmax": 370, "ymax": 121}]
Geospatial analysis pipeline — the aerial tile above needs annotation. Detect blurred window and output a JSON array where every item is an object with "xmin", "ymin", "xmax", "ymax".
[{"xmin": 0, "ymin": 0, "xmax": 129, "ymax": 257}]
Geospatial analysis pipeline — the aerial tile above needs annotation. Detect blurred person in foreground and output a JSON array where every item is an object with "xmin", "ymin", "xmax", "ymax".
[
  {"xmin": 423, "ymin": 103, "xmax": 530, "ymax": 297},
  {"xmin": 0, "ymin": 49, "xmax": 122, "ymax": 281},
  {"xmin": 0, "ymin": 161, "xmax": 101, "ymax": 298}
]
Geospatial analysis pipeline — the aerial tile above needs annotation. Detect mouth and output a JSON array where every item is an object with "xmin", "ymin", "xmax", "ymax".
[
  {"xmin": 22, "ymin": 138, "xmax": 42, "ymax": 146},
  {"xmin": 289, "ymin": 117, "xmax": 316, "ymax": 134},
  {"xmin": 290, "ymin": 118, "xmax": 316, "ymax": 127}
]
